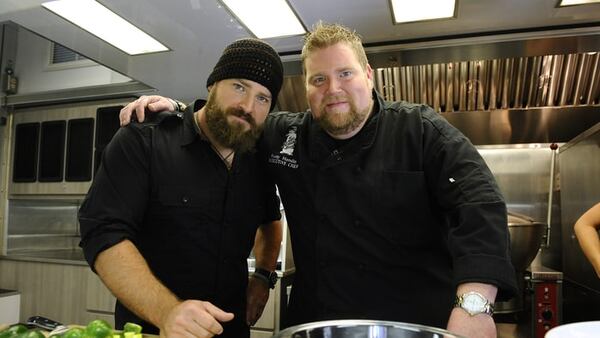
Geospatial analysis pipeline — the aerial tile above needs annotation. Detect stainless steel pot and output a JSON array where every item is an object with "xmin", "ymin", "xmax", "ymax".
[
  {"xmin": 507, "ymin": 211, "xmax": 547, "ymax": 271},
  {"xmin": 272, "ymin": 320, "xmax": 466, "ymax": 338}
]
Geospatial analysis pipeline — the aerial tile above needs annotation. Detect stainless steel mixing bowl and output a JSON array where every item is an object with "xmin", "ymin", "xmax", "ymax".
[{"xmin": 272, "ymin": 320, "xmax": 466, "ymax": 338}]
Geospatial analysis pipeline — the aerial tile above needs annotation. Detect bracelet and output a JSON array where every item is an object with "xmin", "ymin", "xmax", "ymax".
[{"xmin": 168, "ymin": 98, "xmax": 187, "ymax": 112}]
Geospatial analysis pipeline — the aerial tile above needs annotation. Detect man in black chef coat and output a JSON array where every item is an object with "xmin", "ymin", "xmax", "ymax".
[{"xmin": 118, "ymin": 23, "xmax": 517, "ymax": 338}]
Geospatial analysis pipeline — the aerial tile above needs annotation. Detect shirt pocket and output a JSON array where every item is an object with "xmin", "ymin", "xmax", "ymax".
[
  {"xmin": 373, "ymin": 170, "xmax": 438, "ymax": 246},
  {"xmin": 155, "ymin": 185, "xmax": 214, "ymax": 220}
]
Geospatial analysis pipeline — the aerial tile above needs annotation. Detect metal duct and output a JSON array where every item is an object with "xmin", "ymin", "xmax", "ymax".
[{"xmin": 373, "ymin": 51, "xmax": 600, "ymax": 113}]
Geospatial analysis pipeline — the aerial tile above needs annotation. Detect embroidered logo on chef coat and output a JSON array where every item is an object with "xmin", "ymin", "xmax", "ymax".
[
  {"xmin": 280, "ymin": 126, "xmax": 297, "ymax": 155},
  {"xmin": 268, "ymin": 126, "xmax": 299, "ymax": 169}
]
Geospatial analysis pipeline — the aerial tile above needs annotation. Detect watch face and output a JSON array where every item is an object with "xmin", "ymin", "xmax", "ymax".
[{"xmin": 463, "ymin": 293, "xmax": 486, "ymax": 313}]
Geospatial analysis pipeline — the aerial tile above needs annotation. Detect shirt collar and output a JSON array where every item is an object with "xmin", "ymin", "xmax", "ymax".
[{"xmin": 181, "ymin": 106, "xmax": 203, "ymax": 146}]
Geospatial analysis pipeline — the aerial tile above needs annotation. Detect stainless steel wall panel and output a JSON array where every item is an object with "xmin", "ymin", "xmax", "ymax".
[
  {"xmin": 558, "ymin": 122, "xmax": 600, "ymax": 293},
  {"xmin": 442, "ymin": 106, "xmax": 600, "ymax": 145},
  {"xmin": 477, "ymin": 145, "xmax": 554, "ymax": 222},
  {"xmin": 6, "ymin": 199, "xmax": 81, "ymax": 253}
]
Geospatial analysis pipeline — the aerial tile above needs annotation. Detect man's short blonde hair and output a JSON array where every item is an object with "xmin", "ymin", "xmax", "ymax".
[{"xmin": 301, "ymin": 22, "xmax": 369, "ymax": 74}]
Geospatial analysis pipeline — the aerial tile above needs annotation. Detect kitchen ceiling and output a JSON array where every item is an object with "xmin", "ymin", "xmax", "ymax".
[{"xmin": 0, "ymin": 0, "xmax": 599, "ymax": 103}]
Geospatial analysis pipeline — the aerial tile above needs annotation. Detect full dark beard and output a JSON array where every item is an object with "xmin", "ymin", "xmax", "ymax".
[
  {"xmin": 315, "ymin": 98, "xmax": 370, "ymax": 136},
  {"xmin": 204, "ymin": 98, "xmax": 263, "ymax": 153}
]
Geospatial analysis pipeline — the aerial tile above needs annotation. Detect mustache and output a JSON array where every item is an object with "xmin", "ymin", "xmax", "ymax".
[
  {"xmin": 323, "ymin": 95, "xmax": 348, "ymax": 105},
  {"xmin": 227, "ymin": 107, "xmax": 256, "ymax": 126}
]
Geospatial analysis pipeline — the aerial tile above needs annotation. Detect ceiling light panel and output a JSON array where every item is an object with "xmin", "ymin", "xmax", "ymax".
[
  {"xmin": 42, "ymin": 0, "xmax": 169, "ymax": 55},
  {"xmin": 559, "ymin": 0, "xmax": 600, "ymax": 6},
  {"xmin": 221, "ymin": 0, "xmax": 306, "ymax": 39},
  {"xmin": 390, "ymin": 0, "xmax": 457, "ymax": 24}
]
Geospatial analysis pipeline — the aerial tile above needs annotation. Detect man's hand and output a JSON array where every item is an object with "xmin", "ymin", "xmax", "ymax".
[
  {"xmin": 160, "ymin": 300, "xmax": 234, "ymax": 338},
  {"xmin": 119, "ymin": 95, "xmax": 176, "ymax": 126},
  {"xmin": 447, "ymin": 307, "xmax": 496, "ymax": 338},
  {"xmin": 246, "ymin": 276, "xmax": 270, "ymax": 326}
]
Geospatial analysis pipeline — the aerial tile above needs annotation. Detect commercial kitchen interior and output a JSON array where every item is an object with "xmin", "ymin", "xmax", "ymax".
[{"xmin": 0, "ymin": 1, "xmax": 599, "ymax": 337}]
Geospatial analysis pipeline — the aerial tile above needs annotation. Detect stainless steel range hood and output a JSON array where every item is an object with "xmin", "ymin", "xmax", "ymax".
[
  {"xmin": 277, "ymin": 34, "xmax": 600, "ymax": 145},
  {"xmin": 372, "ymin": 52, "xmax": 599, "ymax": 113}
]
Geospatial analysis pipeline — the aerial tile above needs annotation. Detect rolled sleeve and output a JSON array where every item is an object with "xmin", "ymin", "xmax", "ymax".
[
  {"xmin": 422, "ymin": 111, "xmax": 518, "ymax": 300},
  {"xmin": 78, "ymin": 125, "xmax": 151, "ymax": 271}
]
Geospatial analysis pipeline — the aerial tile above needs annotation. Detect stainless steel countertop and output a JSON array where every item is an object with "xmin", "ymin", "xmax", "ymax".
[{"xmin": 1, "ymin": 249, "xmax": 88, "ymax": 266}]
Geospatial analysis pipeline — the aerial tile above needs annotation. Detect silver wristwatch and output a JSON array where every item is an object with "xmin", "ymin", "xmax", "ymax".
[{"xmin": 454, "ymin": 291, "xmax": 494, "ymax": 316}]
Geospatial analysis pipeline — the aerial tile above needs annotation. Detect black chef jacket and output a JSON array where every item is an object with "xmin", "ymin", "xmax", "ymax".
[
  {"xmin": 79, "ymin": 107, "xmax": 280, "ymax": 337},
  {"xmin": 260, "ymin": 91, "xmax": 517, "ymax": 328}
]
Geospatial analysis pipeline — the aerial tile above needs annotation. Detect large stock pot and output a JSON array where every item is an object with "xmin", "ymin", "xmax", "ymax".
[
  {"xmin": 272, "ymin": 320, "xmax": 466, "ymax": 338},
  {"xmin": 507, "ymin": 211, "xmax": 547, "ymax": 271}
]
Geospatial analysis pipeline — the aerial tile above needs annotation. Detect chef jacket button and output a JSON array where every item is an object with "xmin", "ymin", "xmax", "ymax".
[{"xmin": 182, "ymin": 196, "xmax": 189, "ymax": 204}]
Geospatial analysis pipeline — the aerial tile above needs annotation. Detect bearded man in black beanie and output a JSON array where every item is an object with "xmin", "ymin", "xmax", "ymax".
[{"xmin": 79, "ymin": 38, "xmax": 284, "ymax": 338}]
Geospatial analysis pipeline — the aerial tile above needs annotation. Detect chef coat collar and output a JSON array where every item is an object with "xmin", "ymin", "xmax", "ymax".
[{"xmin": 307, "ymin": 89, "xmax": 383, "ymax": 162}]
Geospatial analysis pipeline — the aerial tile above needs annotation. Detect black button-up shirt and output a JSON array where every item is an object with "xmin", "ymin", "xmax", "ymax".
[
  {"xmin": 79, "ymin": 107, "xmax": 280, "ymax": 336},
  {"xmin": 260, "ymin": 91, "xmax": 517, "ymax": 328}
]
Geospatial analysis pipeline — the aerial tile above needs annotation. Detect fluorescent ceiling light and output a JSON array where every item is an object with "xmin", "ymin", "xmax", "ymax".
[
  {"xmin": 221, "ymin": 0, "xmax": 306, "ymax": 39},
  {"xmin": 559, "ymin": 0, "xmax": 600, "ymax": 6},
  {"xmin": 42, "ymin": 0, "xmax": 169, "ymax": 55},
  {"xmin": 391, "ymin": 0, "xmax": 456, "ymax": 24}
]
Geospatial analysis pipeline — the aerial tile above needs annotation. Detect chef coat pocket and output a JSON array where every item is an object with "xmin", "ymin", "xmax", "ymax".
[{"xmin": 374, "ymin": 170, "xmax": 436, "ymax": 246}]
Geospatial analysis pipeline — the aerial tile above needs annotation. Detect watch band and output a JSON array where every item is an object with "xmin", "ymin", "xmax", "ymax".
[
  {"xmin": 253, "ymin": 268, "xmax": 277, "ymax": 289},
  {"xmin": 454, "ymin": 291, "xmax": 494, "ymax": 316}
]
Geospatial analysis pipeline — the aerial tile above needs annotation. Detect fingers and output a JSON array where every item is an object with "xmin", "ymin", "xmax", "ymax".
[
  {"xmin": 119, "ymin": 95, "xmax": 151, "ymax": 126},
  {"xmin": 148, "ymin": 97, "xmax": 178, "ymax": 113},
  {"xmin": 188, "ymin": 301, "xmax": 232, "ymax": 337},
  {"xmin": 134, "ymin": 97, "xmax": 148, "ymax": 123},
  {"xmin": 204, "ymin": 301, "xmax": 235, "ymax": 322},
  {"xmin": 119, "ymin": 105, "xmax": 132, "ymax": 127},
  {"xmin": 162, "ymin": 300, "xmax": 233, "ymax": 338},
  {"xmin": 118, "ymin": 95, "xmax": 176, "ymax": 127}
]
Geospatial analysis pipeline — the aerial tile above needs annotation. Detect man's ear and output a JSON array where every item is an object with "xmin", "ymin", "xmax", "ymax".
[{"xmin": 366, "ymin": 64, "xmax": 374, "ymax": 90}]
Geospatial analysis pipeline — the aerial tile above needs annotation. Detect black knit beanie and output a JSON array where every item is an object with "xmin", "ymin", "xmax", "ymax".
[{"xmin": 206, "ymin": 38, "xmax": 283, "ymax": 111}]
